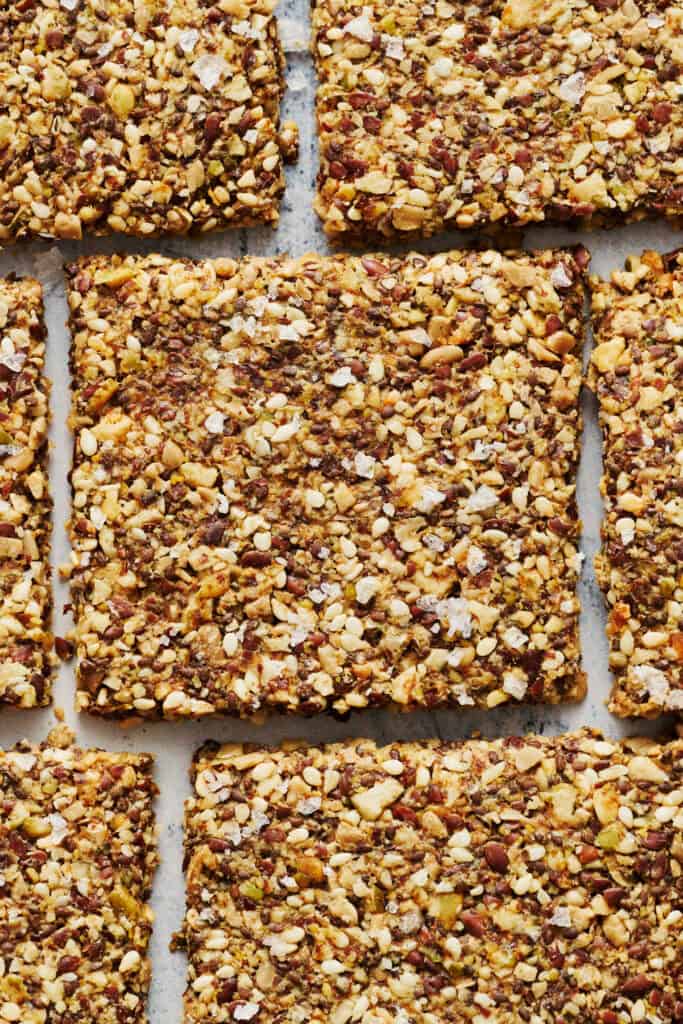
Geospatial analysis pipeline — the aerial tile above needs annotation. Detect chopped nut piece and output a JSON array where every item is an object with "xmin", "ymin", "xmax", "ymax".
[
  {"xmin": 178, "ymin": 730, "xmax": 683, "ymax": 1022},
  {"xmin": 67, "ymin": 248, "xmax": 586, "ymax": 718},
  {"xmin": 0, "ymin": 277, "xmax": 52, "ymax": 707},
  {"xmin": 0, "ymin": 728, "xmax": 158, "ymax": 1023},
  {"xmin": 312, "ymin": 0, "xmax": 683, "ymax": 240},
  {"xmin": 0, "ymin": 1, "xmax": 295, "ymax": 244},
  {"xmin": 590, "ymin": 249, "xmax": 683, "ymax": 717}
]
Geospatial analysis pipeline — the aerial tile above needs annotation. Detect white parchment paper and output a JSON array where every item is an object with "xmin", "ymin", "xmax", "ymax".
[{"xmin": 0, "ymin": 0, "xmax": 681, "ymax": 1017}]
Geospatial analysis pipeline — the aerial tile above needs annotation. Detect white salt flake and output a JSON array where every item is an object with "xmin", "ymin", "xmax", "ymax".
[
  {"xmin": 567, "ymin": 28, "xmax": 593, "ymax": 52},
  {"xmin": 466, "ymin": 545, "xmax": 487, "ymax": 575},
  {"xmin": 329, "ymin": 366, "xmax": 357, "ymax": 387},
  {"xmin": 503, "ymin": 627, "xmax": 528, "ymax": 650},
  {"xmin": 557, "ymin": 71, "xmax": 586, "ymax": 106},
  {"xmin": 205, "ymin": 411, "xmax": 225, "ymax": 434},
  {"xmin": 466, "ymin": 485, "xmax": 498, "ymax": 512},
  {"xmin": 503, "ymin": 670, "xmax": 528, "ymax": 700},
  {"xmin": 383, "ymin": 34, "xmax": 405, "ymax": 59},
  {"xmin": 178, "ymin": 29, "xmax": 200, "ymax": 53},
  {"xmin": 631, "ymin": 664, "xmax": 670, "ymax": 706},
  {"xmin": 0, "ymin": 351, "xmax": 26, "ymax": 373},
  {"xmin": 551, "ymin": 264, "xmax": 573, "ymax": 289},
  {"xmin": 344, "ymin": 9, "xmax": 375, "ymax": 42},
  {"xmin": 423, "ymin": 533, "xmax": 446, "ymax": 553},
  {"xmin": 354, "ymin": 451, "xmax": 376, "ymax": 479},
  {"xmin": 234, "ymin": 1004, "xmax": 260, "ymax": 1022},
  {"xmin": 414, "ymin": 485, "xmax": 446, "ymax": 514},
  {"xmin": 437, "ymin": 597, "xmax": 472, "ymax": 639},
  {"xmin": 192, "ymin": 54, "xmax": 229, "ymax": 90},
  {"xmin": 297, "ymin": 796, "xmax": 322, "ymax": 816},
  {"xmin": 549, "ymin": 906, "xmax": 572, "ymax": 928},
  {"xmin": 233, "ymin": 20, "xmax": 259, "ymax": 39}
]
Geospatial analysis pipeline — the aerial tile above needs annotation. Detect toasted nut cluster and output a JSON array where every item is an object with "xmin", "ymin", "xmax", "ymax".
[
  {"xmin": 312, "ymin": 0, "xmax": 683, "ymax": 241},
  {"xmin": 590, "ymin": 249, "xmax": 683, "ymax": 718},
  {"xmin": 0, "ymin": 277, "xmax": 52, "ymax": 708},
  {"xmin": 178, "ymin": 729, "xmax": 683, "ymax": 1024},
  {"xmin": 0, "ymin": 726, "xmax": 158, "ymax": 1024},
  {"xmin": 65, "ymin": 248, "xmax": 585, "ymax": 719},
  {"xmin": 0, "ymin": 0, "xmax": 298, "ymax": 245}
]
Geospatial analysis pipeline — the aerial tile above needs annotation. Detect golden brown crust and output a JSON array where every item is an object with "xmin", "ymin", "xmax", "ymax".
[
  {"xmin": 66, "ymin": 247, "xmax": 585, "ymax": 719},
  {"xmin": 0, "ymin": 728, "xmax": 158, "ymax": 1023},
  {"xmin": 180, "ymin": 729, "xmax": 683, "ymax": 1023},
  {"xmin": 312, "ymin": 0, "xmax": 683, "ymax": 241},
  {"xmin": 589, "ymin": 248, "xmax": 683, "ymax": 718},
  {"xmin": 0, "ymin": 276, "xmax": 52, "ymax": 707},
  {"xmin": 0, "ymin": 0, "xmax": 296, "ymax": 244}
]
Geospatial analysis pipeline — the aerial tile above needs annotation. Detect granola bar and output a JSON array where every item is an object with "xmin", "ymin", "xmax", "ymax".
[
  {"xmin": 0, "ymin": 726, "xmax": 158, "ymax": 1024},
  {"xmin": 178, "ymin": 729, "xmax": 683, "ymax": 1024},
  {"xmin": 0, "ymin": 0, "xmax": 298, "ymax": 245},
  {"xmin": 66, "ymin": 247, "xmax": 586, "ymax": 718},
  {"xmin": 590, "ymin": 249, "xmax": 683, "ymax": 718},
  {"xmin": 0, "ymin": 277, "xmax": 52, "ymax": 707},
  {"xmin": 312, "ymin": 0, "xmax": 683, "ymax": 241}
]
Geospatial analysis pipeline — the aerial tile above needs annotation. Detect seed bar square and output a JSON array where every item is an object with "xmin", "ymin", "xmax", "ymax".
[
  {"xmin": 0, "ymin": 727, "xmax": 158, "ymax": 1023},
  {"xmin": 0, "ymin": 276, "xmax": 52, "ymax": 708},
  {"xmin": 0, "ymin": 0, "xmax": 297, "ymax": 245},
  {"xmin": 178, "ymin": 729, "xmax": 683, "ymax": 1023},
  {"xmin": 312, "ymin": 0, "xmax": 683, "ymax": 241},
  {"xmin": 66, "ymin": 247, "xmax": 585, "ymax": 719},
  {"xmin": 590, "ymin": 248, "xmax": 683, "ymax": 717}
]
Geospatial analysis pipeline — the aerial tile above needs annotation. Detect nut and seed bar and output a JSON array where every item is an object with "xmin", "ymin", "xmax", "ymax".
[
  {"xmin": 0, "ymin": 277, "xmax": 52, "ymax": 707},
  {"xmin": 0, "ymin": 726, "xmax": 158, "ymax": 1024},
  {"xmin": 312, "ymin": 0, "xmax": 683, "ymax": 241},
  {"xmin": 0, "ymin": 1, "xmax": 298, "ymax": 245},
  {"xmin": 66, "ymin": 247, "xmax": 586, "ymax": 719},
  {"xmin": 178, "ymin": 729, "xmax": 683, "ymax": 1024},
  {"xmin": 590, "ymin": 249, "xmax": 683, "ymax": 718}
]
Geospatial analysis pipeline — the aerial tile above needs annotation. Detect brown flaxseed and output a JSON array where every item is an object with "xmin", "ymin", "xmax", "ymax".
[
  {"xmin": 312, "ymin": 0, "xmax": 683, "ymax": 241},
  {"xmin": 0, "ymin": 276, "xmax": 52, "ymax": 707},
  {"xmin": 66, "ymin": 247, "xmax": 586, "ymax": 718},
  {"xmin": 590, "ymin": 248, "xmax": 683, "ymax": 717},
  {"xmin": 0, "ymin": 0, "xmax": 297, "ymax": 245},
  {"xmin": 0, "ymin": 727, "xmax": 158, "ymax": 1024},
  {"xmin": 178, "ymin": 729, "xmax": 683, "ymax": 1023}
]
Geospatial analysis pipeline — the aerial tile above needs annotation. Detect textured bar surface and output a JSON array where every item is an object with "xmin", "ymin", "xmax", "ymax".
[
  {"xmin": 590, "ymin": 248, "xmax": 683, "ymax": 717},
  {"xmin": 312, "ymin": 0, "xmax": 683, "ymax": 241},
  {"xmin": 0, "ymin": 0, "xmax": 297, "ymax": 245},
  {"xmin": 0, "ymin": 276, "xmax": 52, "ymax": 707},
  {"xmin": 66, "ymin": 248, "xmax": 585, "ymax": 718},
  {"xmin": 0, "ymin": 727, "xmax": 158, "ymax": 1024},
  {"xmin": 179, "ymin": 729, "xmax": 683, "ymax": 1024}
]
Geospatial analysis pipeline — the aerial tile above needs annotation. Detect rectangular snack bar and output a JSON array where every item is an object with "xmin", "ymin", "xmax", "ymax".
[
  {"xmin": 0, "ymin": 726, "xmax": 158, "ymax": 1024},
  {"xmin": 179, "ymin": 729, "xmax": 683, "ymax": 1024},
  {"xmin": 0, "ymin": 276, "xmax": 52, "ymax": 707},
  {"xmin": 0, "ymin": 0, "xmax": 297, "ymax": 245},
  {"xmin": 66, "ymin": 247, "xmax": 585, "ymax": 719},
  {"xmin": 312, "ymin": 0, "xmax": 683, "ymax": 241},
  {"xmin": 590, "ymin": 248, "xmax": 683, "ymax": 717}
]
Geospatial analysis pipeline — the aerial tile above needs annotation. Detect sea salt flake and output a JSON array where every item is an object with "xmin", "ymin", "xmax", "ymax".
[
  {"xmin": 345, "ymin": 9, "xmax": 374, "ymax": 42},
  {"xmin": 414, "ymin": 485, "xmax": 446, "ymax": 514},
  {"xmin": 549, "ymin": 906, "xmax": 572, "ymax": 928},
  {"xmin": 205, "ymin": 411, "xmax": 225, "ymax": 434},
  {"xmin": 329, "ymin": 366, "xmax": 357, "ymax": 387},
  {"xmin": 466, "ymin": 485, "xmax": 498, "ymax": 512},
  {"xmin": 178, "ymin": 29, "xmax": 200, "ymax": 53},
  {"xmin": 551, "ymin": 264, "xmax": 573, "ymax": 289},
  {"xmin": 354, "ymin": 451, "xmax": 376, "ymax": 479},
  {"xmin": 192, "ymin": 54, "xmax": 229, "ymax": 90},
  {"xmin": 557, "ymin": 71, "xmax": 586, "ymax": 106}
]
